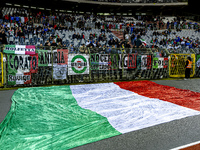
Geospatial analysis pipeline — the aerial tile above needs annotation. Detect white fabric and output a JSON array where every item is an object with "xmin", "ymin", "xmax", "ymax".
[{"xmin": 70, "ymin": 83, "xmax": 200, "ymax": 134}]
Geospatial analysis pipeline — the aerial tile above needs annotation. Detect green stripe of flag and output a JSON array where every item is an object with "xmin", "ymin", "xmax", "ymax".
[{"xmin": 0, "ymin": 86, "xmax": 121, "ymax": 150}]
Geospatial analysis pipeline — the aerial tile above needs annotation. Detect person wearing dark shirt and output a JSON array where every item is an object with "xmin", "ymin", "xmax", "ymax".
[
  {"xmin": 0, "ymin": 30, "xmax": 8, "ymax": 44},
  {"xmin": 135, "ymin": 35, "xmax": 142, "ymax": 48},
  {"xmin": 76, "ymin": 33, "xmax": 81, "ymax": 39},
  {"xmin": 45, "ymin": 40, "xmax": 50, "ymax": 46},
  {"xmin": 72, "ymin": 32, "xmax": 77, "ymax": 39},
  {"xmin": 57, "ymin": 36, "xmax": 62, "ymax": 45},
  {"xmin": 51, "ymin": 40, "xmax": 58, "ymax": 46},
  {"xmin": 185, "ymin": 56, "xmax": 192, "ymax": 80},
  {"xmin": 125, "ymin": 41, "xmax": 131, "ymax": 49}
]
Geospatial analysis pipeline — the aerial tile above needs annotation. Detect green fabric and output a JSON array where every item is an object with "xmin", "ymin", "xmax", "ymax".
[
  {"xmin": 0, "ymin": 86, "xmax": 121, "ymax": 150},
  {"xmin": 36, "ymin": 49, "xmax": 51, "ymax": 67}
]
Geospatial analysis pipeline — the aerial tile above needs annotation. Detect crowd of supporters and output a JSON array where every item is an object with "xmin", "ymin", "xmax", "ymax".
[{"xmin": 0, "ymin": 6, "xmax": 199, "ymax": 55}]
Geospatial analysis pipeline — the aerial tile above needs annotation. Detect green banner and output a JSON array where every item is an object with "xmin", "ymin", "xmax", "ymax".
[
  {"xmin": 37, "ymin": 50, "xmax": 52, "ymax": 67},
  {"xmin": 196, "ymin": 54, "xmax": 200, "ymax": 68},
  {"xmin": 153, "ymin": 57, "xmax": 159, "ymax": 69}
]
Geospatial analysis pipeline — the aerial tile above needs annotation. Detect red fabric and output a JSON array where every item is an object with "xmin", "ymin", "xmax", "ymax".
[{"xmin": 115, "ymin": 81, "xmax": 200, "ymax": 111}]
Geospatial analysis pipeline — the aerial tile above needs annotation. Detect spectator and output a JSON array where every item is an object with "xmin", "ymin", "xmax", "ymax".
[
  {"xmin": 79, "ymin": 44, "xmax": 88, "ymax": 53},
  {"xmin": 51, "ymin": 40, "xmax": 57, "ymax": 46},
  {"xmin": 135, "ymin": 35, "xmax": 142, "ymax": 48},
  {"xmin": 125, "ymin": 41, "xmax": 131, "ymax": 48},
  {"xmin": 72, "ymin": 32, "xmax": 77, "ymax": 39},
  {"xmin": 57, "ymin": 36, "xmax": 62, "ymax": 45},
  {"xmin": 45, "ymin": 40, "xmax": 51, "ymax": 46},
  {"xmin": 0, "ymin": 30, "xmax": 7, "ymax": 44}
]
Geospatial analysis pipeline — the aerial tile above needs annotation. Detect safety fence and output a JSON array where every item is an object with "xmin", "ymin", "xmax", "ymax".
[{"xmin": 0, "ymin": 45, "xmax": 199, "ymax": 88}]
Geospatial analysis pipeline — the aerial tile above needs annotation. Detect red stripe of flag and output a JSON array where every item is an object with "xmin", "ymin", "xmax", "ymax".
[{"xmin": 115, "ymin": 81, "xmax": 200, "ymax": 111}]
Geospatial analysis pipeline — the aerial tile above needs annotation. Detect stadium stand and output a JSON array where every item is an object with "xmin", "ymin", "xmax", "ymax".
[{"xmin": 1, "ymin": 0, "xmax": 199, "ymax": 56}]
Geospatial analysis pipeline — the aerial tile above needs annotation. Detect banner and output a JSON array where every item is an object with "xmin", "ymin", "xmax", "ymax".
[
  {"xmin": 141, "ymin": 55, "xmax": 152, "ymax": 70},
  {"xmin": 68, "ymin": 54, "xmax": 89, "ymax": 75},
  {"xmin": 119, "ymin": 54, "xmax": 137, "ymax": 69},
  {"xmin": 110, "ymin": 54, "xmax": 118, "ymax": 70},
  {"xmin": 53, "ymin": 64, "xmax": 67, "ymax": 80},
  {"xmin": 7, "ymin": 53, "xmax": 38, "ymax": 85},
  {"xmin": 153, "ymin": 57, "xmax": 168, "ymax": 69},
  {"xmin": 4, "ymin": 45, "xmax": 35, "ymax": 55},
  {"xmin": 196, "ymin": 55, "xmax": 200, "ymax": 68},
  {"xmin": 37, "ymin": 50, "xmax": 52, "ymax": 67},
  {"xmin": 37, "ymin": 49, "xmax": 68, "ymax": 67},
  {"xmin": 90, "ymin": 54, "xmax": 111, "ymax": 70}
]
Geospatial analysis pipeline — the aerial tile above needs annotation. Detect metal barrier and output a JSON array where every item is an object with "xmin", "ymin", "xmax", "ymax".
[
  {"xmin": 169, "ymin": 54, "xmax": 195, "ymax": 77},
  {"xmin": 1, "ymin": 44, "xmax": 200, "ymax": 88},
  {"xmin": 1, "ymin": 45, "xmax": 171, "ymax": 87}
]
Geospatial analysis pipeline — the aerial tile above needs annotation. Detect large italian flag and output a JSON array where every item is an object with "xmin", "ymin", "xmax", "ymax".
[{"xmin": 0, "ymin": 81, "xmax": 200, "ymax": 149}]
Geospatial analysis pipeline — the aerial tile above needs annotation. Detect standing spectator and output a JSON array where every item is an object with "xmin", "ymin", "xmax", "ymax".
[
  {"xmin": 185, "ymin": 56, "xmax": 192, "ymax": 80},
  {"xmin": 57, "ymin": 36, "xmax": 62, "ymax": 45},
  {"xmin": 79, "ymin": 44, "xmax": 88, "ymax": 53},
  {"xmin": 72, "ymin": 32, "xmax": 77, "ymax": 39},
  {"xmin": 0, "ymin": 30, "xmax": 8, "ymax": 44},
  {"xmin": 51, "ymin": 40, "xmax": 58, "ymax": 46},
  {"xmin": 4, "ymin": 14, "xmax": 9, "ymax": 22},
  {"xmin": 44, "ymin": 40, "xmax": 51, "ymax": 46},
  {"xmin": 135, "ymin": 35, "xmax": 142, "ymax": 48}
]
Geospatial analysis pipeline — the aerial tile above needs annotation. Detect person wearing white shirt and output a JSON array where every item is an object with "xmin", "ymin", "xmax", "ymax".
[
  {"xmin": 175, "ymin": 44, "xmax": 180, "ymax": 49},
  {"xmin": 167, "ymin": 44, "xmax": 173, "ymax": 50},
  {"xmin": 85, "ymin": 40, "xmax": 90, "ymax": 47}
]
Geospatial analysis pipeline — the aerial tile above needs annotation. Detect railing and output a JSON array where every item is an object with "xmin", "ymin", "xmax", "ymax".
[{"xmin": 0, "ymin": 44, "xmax": 199, "ymax": 88}]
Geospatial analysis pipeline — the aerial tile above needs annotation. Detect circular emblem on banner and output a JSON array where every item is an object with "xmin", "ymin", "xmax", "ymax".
[{"xmin": 71, "ymin": 55, "xmax": 87, "ymax": 73}]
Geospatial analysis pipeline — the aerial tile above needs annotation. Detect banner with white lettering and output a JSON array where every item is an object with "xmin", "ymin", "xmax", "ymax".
[
  {"xmin": 53, "ymin": 64, "xmax": 67, "ymax": 80},
  {"xmin": 141, "ymin": 55, "xmax": 152, "ymax": 70},
  {"xmin": 4, "ymin": 45, "xmax": 35, "ymax": 55},
  {"xmin": 90, "ymin": 54, "xmax": 111, "ymax": 70},
  {"xmin": 37, "ymin": 49, "xmax": 68, "ymax": 67},
  {"xmin": 119, "ymin": 54, "xmax": 137, "ymax": 69},
  {"xmin": 196, "ymin": 55, "xmax": 200, "ymax": 68},
  {"xmin": 68, "ymin": 54, "xmax": 89, "ymax": 75},
  {"xmin": 7, "ymin": 53, "xmax": 38, "ymax": 85}
]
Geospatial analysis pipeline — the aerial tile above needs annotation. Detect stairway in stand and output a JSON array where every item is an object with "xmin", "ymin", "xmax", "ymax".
[
  {"xmin": 112, "ymin": 30, "xmax": 124, "ymax": 40},
  {"xmin": 112, "ymin": 30, "xmax": 133, "ymax": 48}
]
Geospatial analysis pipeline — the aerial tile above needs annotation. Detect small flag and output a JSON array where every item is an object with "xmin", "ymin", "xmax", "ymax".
[{"xmin": 141, "ymin": 39, "xmax": 147, "ymax": 46}]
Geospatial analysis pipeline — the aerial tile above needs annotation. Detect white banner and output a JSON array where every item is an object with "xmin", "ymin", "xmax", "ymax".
[
  {"xmin": 158, "ymin": 57, "xmax": 164, "ymax": 69},
  {"xmin": 53, "ymin": 64, "xmax": 67, "ymax": 80},
  {"xmin": 68, "ymin": 54, "xmax": 89, "ymax": 75},
  {"xmin": 141, "ymin": 55, "xmax": 147, "ymax": 70},
  {"xmin": 196, "ymin": 58, "xmax": 200, "ymax": 68}
]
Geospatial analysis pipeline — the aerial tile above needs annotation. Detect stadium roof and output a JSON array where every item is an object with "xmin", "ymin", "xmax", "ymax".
[{"xmin": 1, "ymin": 0, "xmax": 197, "ymax": 16}]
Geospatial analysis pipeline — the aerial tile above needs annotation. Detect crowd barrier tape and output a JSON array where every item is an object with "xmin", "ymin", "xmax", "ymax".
[
  {"xmin": 169, "ymin": 54, "xmax": 195, "ymax": 78},
  {"xmin": 0, "ymin": 52, "xmax": 3, "ymax": 87},
  {"xmin": 1, "ymin": 44, "xmax": 200, "ymax": 87}
]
